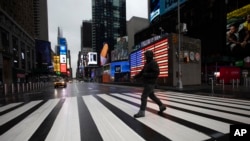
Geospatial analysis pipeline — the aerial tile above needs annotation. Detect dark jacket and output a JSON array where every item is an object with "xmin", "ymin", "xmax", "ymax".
[{"xmin": 134, "ymin": 50, "xmax": 159, "ymax": 84}]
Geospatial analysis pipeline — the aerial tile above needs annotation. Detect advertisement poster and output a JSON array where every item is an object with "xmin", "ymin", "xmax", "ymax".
[{"xmin": 226, "ymin": 4, "xmax": 250, "ymax": 62}]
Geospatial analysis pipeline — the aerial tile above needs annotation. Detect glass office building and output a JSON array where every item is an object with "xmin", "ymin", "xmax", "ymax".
[{"xmin": 92, "ymin": 0, "xmax": 127, "ymax": 65}]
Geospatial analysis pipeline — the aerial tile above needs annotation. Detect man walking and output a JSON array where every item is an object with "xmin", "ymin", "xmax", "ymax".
[{"xmin": 133, "ymin": 50, "xmax": 166, "ymax": 118}]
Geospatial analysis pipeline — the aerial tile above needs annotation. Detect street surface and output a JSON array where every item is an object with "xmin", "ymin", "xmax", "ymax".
[{"xmin": 0, "ymin": 82, "xmax": 249, "ymax": 141}]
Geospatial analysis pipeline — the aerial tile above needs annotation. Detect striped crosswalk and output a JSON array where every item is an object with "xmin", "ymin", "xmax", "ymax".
[{"xmin": 0, "ymin": 91, "xmax": 249, "ymax": 141}]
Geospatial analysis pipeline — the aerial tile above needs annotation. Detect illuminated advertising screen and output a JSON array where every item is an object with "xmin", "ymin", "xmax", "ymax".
[
  {"xmin": 59, "ymin": 37, "xmax": 67, "ymax": 46},
  {"xmin": 60, "ymin": 45, "xmax": 67, "ymax": 55},
  {"xmin": 60, "ymin": 55, "xmax": 66, "ymax": 64},
  {"xmin": 150, "ymin": 0, "xmax": 160, "ymax": 22},
  {"xmin": 226, "ymin": 4, "xmax": 250, "ymax": 64},
  {"xmin": 53, "ymin": 56, "xmax": 60, "ymax": 72},
  {"xmin": 100, "ymin": 43, "xmax": 109, "ymax": 66},
  {"xmin": 130, "ymin": 38, "xmax": 169, "ymax": 78},
  {"xmin": 110, "ymin": 61, "xmax": 130, "ymax": 77},
  {"xmin": 112, "ymin": 37, "xmax": 129, "ymax": 61},
  {"xmin": 160, "ymin": 0, "xmax": 187, "ymax": 16},
  {"xmin": 87, "ymin": 52, "xmax": 98, "ymax": 65},
  {"xmin": 60, "ymin": 64, "xmax": 67, "ymax": 73},
  {"xmin": 35, "ymin": 39, "xmax": 52, "ymax": 65}
]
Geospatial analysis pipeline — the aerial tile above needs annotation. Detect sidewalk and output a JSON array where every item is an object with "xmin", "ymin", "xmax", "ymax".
[{"xmin": 107, "ymin": 82, "xmax": 250, "ymax": 100}]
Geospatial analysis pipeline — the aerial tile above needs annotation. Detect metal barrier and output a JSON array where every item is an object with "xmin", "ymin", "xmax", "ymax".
[
  {"xmin": 2, "ymin": 82, "xmax": 51, "ymax": 96},
  {"xmin": 231, "ymin": 79, "xmax": 240, "ymax": 89}
]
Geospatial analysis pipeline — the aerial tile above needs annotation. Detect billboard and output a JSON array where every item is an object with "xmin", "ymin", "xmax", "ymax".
[
  {"xmin": 160, "ymin": 0, "xmax": 187, "ymax": 16},
  {"xmin": 60, "ymin": 64, "xmax": 67, "ymax": 73},
  {"xmin": 226, "ymin": 4, "xmax": 250, "ymax": 64},
  {"xmin": 87, "ymin": 52, "xmax": 98, "ymax": 66},
  {"xmin": 60, "ymin": 55, "xmax": 67, "ymax": 64},
  {"xmin": 130, "ymin": 38, "xmax": 169, "ymax": 78},
  {"xmin": 58, "ymin": 37, "xmax": 67, "ymax": 46},
  {"xmin": 111, "ymin": 37, "xmax": 129, "ymax": 61},
  {"xmin": 100, "ymin": 43, "xmax": 109, "ymax": 66},
  {"xmin": 110, "ymin": 61, "xmax": 130, "ymax": 77},
  {"xmin": 150, "ymin": 0, "xmax": 160, "ymax": 22},
  {"xmin": 60, "ymin": 45, "xmax": 67, "ymax": 55},
  {"xmin": 53, "ymin": 56, "xmax": 60, "ymax": 72},
  {"xmin": 35, "ymin": 39, "xmax": 52, "ymax": 65}
]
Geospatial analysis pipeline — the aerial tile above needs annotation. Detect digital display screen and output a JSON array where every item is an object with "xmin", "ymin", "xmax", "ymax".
[
  {"xmin": 130, "ymin": 38, "xmax": 169, "ymax": 78},
  {"xmin": 160, "ymin": 0, "xmax": 187, "ymax": 16},
  {"xmin": 59, "ymin": 38, "xmax": 67, "ymax": 46},
  {"xmin": 60, "ymin": 45, "xmax": 67, "ymax": 55},
  {"xmin": 60, "ymin": 64, "xmax": 67, "ymax": 73},
  {"xmin": 110, "ymin": 61, "xmax": 130, "ymax": 77},
  {"xmin": 226, "ymin": 4, "xmax": 250, "ymax": 64},
  {"xmin": 35, "ymin": 39, "xmax": 52, "ymax": 65},
  {"xmin": 60, "ymin": 55, "xmax": 66, "ymax": 64},
  {"xmin": 150, "ymin": 0, "xmax": 160, "ymax": 22}
]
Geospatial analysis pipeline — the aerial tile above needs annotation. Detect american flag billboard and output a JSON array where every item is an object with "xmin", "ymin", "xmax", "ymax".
[{"xmin": 130, "ymin": 38, "xmax": 169, "ymax": 78}]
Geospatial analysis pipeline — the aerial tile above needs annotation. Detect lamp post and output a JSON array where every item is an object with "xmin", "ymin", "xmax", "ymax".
[{"xmin": 177, "ymin": 0, "xmax": 183, "ymax": 89}]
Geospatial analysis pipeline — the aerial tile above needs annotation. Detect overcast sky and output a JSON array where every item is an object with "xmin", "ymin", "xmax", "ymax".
[{"xmin": 47, "ymin": 0, "xmax": 148, "ymax": 77}]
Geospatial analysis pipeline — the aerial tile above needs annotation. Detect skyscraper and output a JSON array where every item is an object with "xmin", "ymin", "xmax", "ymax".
[
  {"xmin": 81, "ymin": 20, "xmax": 92, "ymax": 50},
  {"xmin": 33, "ymin": 0, "xmax": 49, "ymax": 41},
  {"xmin": 92, "ymin": 0, "xmax": 127, "ymax": 65}
]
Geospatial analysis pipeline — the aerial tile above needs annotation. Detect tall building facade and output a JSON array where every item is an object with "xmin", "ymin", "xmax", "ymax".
[
  {"xmin": 0, "ymin": 0, "xmax": 37, "ymax": 88},
  {"xmin": 81, "ymin": 20, "xmax": 92, "ymax": 49},
  {"xmin": 76, "ymin": 21, "xmax": 92, "ymax": 79},
  {"xmin": 55, "ymin": 27, "xmax": 72, "ymax": 78},
  {"xmin": 33, "ymin": 0, "xmax": 49, "ymax": 41},
  {"xmin": 92, "ymin": 0, "xmax": 127, "ymax": 65},
  {"xmin": 0, "ymin": 0, "xmax": 35, "ymax": 37}
]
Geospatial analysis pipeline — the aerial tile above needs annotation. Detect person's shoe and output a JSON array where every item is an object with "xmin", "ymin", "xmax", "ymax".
[
  {"xmin": 134, "ymin": 110, "xmax": 145, "ymax": 118},
  {"xmin": 158, "ymin": 105, "xmax": 166, "ymax": 114}
]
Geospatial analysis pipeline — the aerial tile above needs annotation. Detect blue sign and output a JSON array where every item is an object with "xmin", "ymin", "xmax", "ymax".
[
  {"xmin": 60, "ymin": 45, "xmax": 67, "ymax": 55},
  {"xmin": 160, "ymin": 0, "xmax": 187, "ymax": 15},
  {"xmin": 58, "ymin": 37, "xmax": 67, "ymax": 46},
  {"xmin": 150, "ymin": 0, "xmax": 160, "ymax": 22}
]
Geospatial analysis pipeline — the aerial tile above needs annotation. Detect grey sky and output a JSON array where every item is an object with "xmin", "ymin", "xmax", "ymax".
[{"xmin": 48, "ymin": 0, "xmax": 148, "ymax": 77}]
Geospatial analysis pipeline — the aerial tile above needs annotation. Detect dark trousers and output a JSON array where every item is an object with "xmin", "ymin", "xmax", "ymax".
[{"xmin": 140, "ymin": 84, "xmax": 163, "ymax": 111}]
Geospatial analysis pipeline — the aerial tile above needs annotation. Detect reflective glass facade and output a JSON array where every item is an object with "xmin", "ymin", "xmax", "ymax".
[{"xmin": 92, "ymin": 0, "xmax": 127, "ymax": 65}]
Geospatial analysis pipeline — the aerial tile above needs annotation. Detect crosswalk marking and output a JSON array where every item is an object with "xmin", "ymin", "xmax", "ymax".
[
  {"xmin": 83, "ymin": 95, "xmax": 145, "ymax": 141},
  {"xmin": 160, "ymin": 91, "xmax": 250, "ymax": 105},
  {"xmin": 46, "ymin": 97, "xmax": 81, "ymax": 141},
  {"xmin": 0, "ymin": 99, "xmax": 60, "ymax": 141},
  {"xmin": 101, "ymin": 94, "xmax": 210, "ymax": 141},
  {"xmin": 155, "ymin": 94, "xmax": 250, "ymax": 115},
  {"xmin": 123, "ymin": 92, "xmax": 250, "ymax": 124},
  {"xmin": 0, "ymin": 102, "xmax": 23, "ymax": 112},
  {"xmin": 0, "ymin": 101, "xmax": 42, "ymax": 125},
  {"xmin": 0, "ymin": 91, "xmax": 249, "ymax": 141},
  {"xmin": 112, "ymin": 93, "xmax": 230, "ymax": 134},
  {"xmin": 156, "ymin": 92, "xmax": 250, "ymax": 110}
]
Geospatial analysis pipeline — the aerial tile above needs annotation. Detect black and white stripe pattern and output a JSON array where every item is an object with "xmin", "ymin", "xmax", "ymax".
[{"xmin": 0, "ymin": 92, "xmax": 249, "ymax": 141}]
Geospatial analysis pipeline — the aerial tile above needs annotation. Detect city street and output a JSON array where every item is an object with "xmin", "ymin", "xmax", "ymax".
[{"xmin": 0, "ymin": 82, "xmax": 250, "ymax": 141}]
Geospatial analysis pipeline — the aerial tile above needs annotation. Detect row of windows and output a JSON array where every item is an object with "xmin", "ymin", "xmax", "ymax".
[{"xmin": 0, "ymin": 28, "xmax": 34, "ymax": 70}]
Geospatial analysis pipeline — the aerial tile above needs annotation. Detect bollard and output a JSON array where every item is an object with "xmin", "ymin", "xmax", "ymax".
[
  {"xmin": 27, "ymin": 83, "xmax": 29, "ymax": 91},
  {"xmin": 12, "ymin": 83, "xmax": 15, "ymax": 94},
  {"xmin": 17, "ymin": 83, "xmax": 20, "ymax": 93},
  {"xmin": 222, "ymin": 79, "xmax": 224, "ymax": 90},
  {"xmin": 4, "ymin": 84, "xmax": 8, "ymax": 95},
  {"xmin": 22, "ymin": 83, "xmax": 25, "ymax": 92},
  {"xmin": 236, "ymin": 79, "xmax": 239, "ymax": 88},
  {"xmin": 232, "ymin": 79, "xmax": 235, "ymax": 88},
  {"xmin": 210, "ymin": 78, "xmax": 214, "ymax": 94}
]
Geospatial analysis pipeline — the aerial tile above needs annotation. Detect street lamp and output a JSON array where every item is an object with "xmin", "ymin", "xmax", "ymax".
[{"xmin": 177, "ymin": 0, "xmax": 183, "ymax": 89}]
